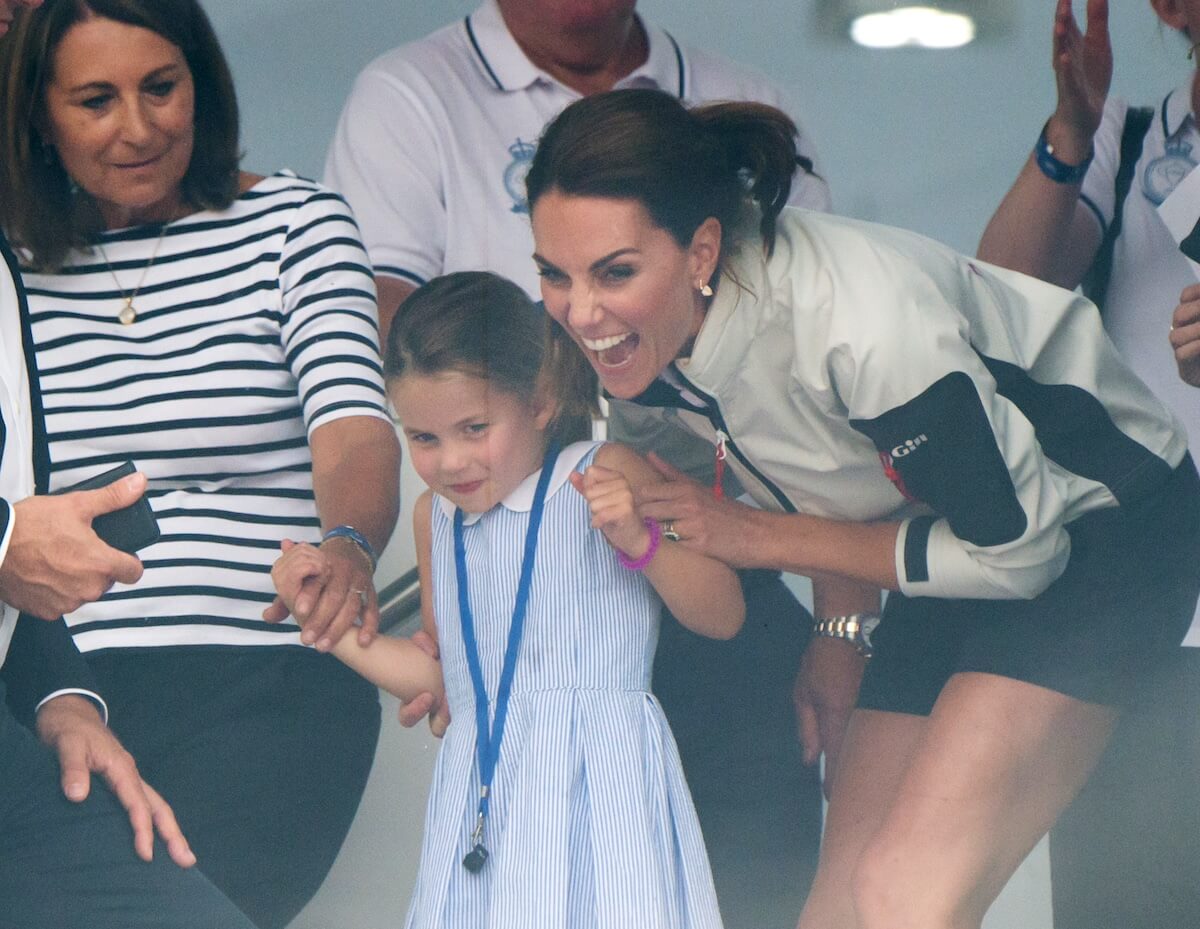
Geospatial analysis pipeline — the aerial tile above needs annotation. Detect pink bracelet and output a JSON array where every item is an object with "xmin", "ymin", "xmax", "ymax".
[{"xmin": 617, "ymin": 517, "xmax": 662, "ymax": 571}]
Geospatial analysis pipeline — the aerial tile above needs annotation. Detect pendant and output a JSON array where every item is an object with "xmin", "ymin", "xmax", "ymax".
[
  {"xmin": 462, "ymin": 843, "xmax": 489, "ymax": 873},
  {"xmin": 118, "ymin": 299, "xmax": 137, "ymax": 326}
]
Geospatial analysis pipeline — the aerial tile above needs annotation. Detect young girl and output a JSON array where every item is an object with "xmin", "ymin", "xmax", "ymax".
[{"xmin": 272, "ymin": 270, "xmax": 745, "ymax": 928}]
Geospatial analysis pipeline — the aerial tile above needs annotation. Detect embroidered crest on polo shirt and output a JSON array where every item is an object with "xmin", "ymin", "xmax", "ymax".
[
  {"xmin": 504, "ymin": 138, "xmax": 537, "ymax": 214},
  {"xmin": 1142, "ymin": 136, "xmax": 1197, "ymax": 206}
]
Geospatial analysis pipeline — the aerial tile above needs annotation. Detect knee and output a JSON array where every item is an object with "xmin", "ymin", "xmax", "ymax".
[{"xmin": 851, "ymin": 835, "xmax": 971, "ymax": 929}]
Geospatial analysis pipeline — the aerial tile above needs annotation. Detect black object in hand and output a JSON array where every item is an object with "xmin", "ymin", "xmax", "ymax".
[{"xmin": 53, "ymin": 461, "xmax": 160, "ymax": 553}]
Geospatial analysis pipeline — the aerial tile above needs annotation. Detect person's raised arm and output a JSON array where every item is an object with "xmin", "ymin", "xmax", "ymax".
[
  {"xmin": 977, "ymin": 0, "xmax": 1108, "ymax": 287},
  {"xmin": 573, "ymin": 442, "xmax": 745, "ymax": 639}
]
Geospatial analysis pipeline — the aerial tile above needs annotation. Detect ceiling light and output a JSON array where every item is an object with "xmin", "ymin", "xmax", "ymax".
[
  {"xmin": 815, "ymin": 1, "xmax": 1011, "ymax": 49},
  {"xmin": 851, "ymin": 7, "xmax": 975, "ymax": 49}
]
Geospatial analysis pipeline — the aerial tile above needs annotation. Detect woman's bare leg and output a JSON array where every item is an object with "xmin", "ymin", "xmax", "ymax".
[
  {"xmin": 799, "ymin": 672, "xmax": 1117, "ymax": 929},
  {"xmin": 797, "ymin": 707, "xmax": 927, "ymax": 929}
]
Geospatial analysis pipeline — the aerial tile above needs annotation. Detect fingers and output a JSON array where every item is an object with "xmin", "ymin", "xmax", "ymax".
[
  {"xmin": 77, "ymin": 471, "xmax": 147, "ymax": 518},
  {"xmin": 358, "ymin": 586, "xmax": 380, "ymax": 647},
  {"xmin": 73, "ymin": 473, "xmax": 148, "ymax": 589},
  {"xmin": 430, "ymin": 699, "xmax": 451, "ymax": 738},
  {"xmin": 1175, "ymin": 285, "xmax": 1200, "ymax": 323},
  {"xmin": 142, "ymin": 780, "xmax": 197, "ymax": 868},
  {"xmin": 411, "ymin": 629, "xmax": 440, "ymax": 660},
  {"xmin": 312, "ymin": 583, "xmax": 362, "ymax": 652},
  {"xmin": 262, "ymin": 595, "xmax": 290, "ymax": 623},
  {"xmin": 95, "ymin": 747, "xmax": 156, "ymax": 862},
  {"xmin": 271, "ymin": 542, "xmax": 329, "ymax": 623},
  {"xmin": 56, "ymin": 734, "xmax": 93, "ymax": 803},
  {"xmin": 108, "ymin": 550, "xmax": 145, "ymax": 587},
  {"xmin": 796, "ymin": 700, "xmax": 821, "ymax": 767},
  {"xmin": 397, "ymin": 692, "xmax": 436, "ymax": 729},
  {"xmin": 293, "ymin": 544, "xmax": 373, "ymax": 649}
]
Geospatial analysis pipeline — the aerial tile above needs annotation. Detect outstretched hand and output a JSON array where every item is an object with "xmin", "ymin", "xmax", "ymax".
[
  {"xmin": 37, "ymin": 694, "xmax": 196, "ymax": 867},
  {"xmin": 1172, "ymin": 284, "xmax": 1200, "ymax": 387},
  {"xmin": 0, "ymin": 473, "xmax": 147, "ymax": 620},
  {"xmin": 1050, "ymin": 0, "xmax": 1111, "ymax": 145}
]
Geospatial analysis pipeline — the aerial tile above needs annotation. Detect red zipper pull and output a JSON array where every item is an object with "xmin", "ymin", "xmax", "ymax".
[{"xmin": 713, "ymin": 431, "xmax": 728, "ymax": 500}]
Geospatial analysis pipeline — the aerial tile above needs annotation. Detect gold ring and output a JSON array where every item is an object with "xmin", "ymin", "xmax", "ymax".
[
  {"xmin": 351, "ymin": 588, "xmax": 368, "ymax": 607},
  {"xmin": 662, "ymin": 521, "xmax": 681, "ymax": 542}
]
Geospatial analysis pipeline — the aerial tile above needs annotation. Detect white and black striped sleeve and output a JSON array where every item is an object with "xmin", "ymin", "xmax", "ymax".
[{"xmin": 277, "ymin": 189, "xmax": 390, "ymax": 435}]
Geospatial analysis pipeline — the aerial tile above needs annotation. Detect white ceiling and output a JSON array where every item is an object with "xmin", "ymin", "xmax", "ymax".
[{"xmin": 205, "ymin": 0, "xmax": 1180, "ymax": 253}]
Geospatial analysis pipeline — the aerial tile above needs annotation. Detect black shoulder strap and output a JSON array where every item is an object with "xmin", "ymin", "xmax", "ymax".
[{"xmin": 1081, "ymin": 105, "xmax": 1154, "ymax": 313}]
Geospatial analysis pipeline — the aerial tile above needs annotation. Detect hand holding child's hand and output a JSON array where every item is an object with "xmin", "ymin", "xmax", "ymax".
[
  {"xmin": 265, "ymin": 539, "xmax": 328, "ymax": 628},
  {"xmin": 264, "ymin": 538, "xmax": 377, "ymax": 651},
  {"xmin": 569, "ymin": 465, "xmax": 651, "ymax": 560}
]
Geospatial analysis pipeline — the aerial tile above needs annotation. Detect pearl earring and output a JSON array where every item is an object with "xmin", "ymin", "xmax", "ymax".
[{"xmin": 697, "ymin": 281, "xmax": 714, "ymax": 298}]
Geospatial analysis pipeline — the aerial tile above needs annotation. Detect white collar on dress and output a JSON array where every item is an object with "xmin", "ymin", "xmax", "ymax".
[
  {"xmin": 465, "ymin": 0, "xmax": 686, "ymax": 97},
  {"xmin": 436, "ymin": 439, "xmax": 599, "ymax": 525}
]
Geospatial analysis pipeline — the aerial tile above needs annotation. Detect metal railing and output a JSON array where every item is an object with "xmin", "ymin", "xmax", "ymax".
[{"xmin": 378, "ymin": 567, "xmax": 422, "ymax": 636}]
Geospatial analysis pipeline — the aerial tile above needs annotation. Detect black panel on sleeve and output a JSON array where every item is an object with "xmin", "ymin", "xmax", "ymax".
[
  {"xmin": 903, "ymin": 515, "xmax": 936, "ymax": 584},
  {"xmin": 979, "ymin": 355, "xmax": 1172, "ymax": 506},
  {"xmin": 850, "ymin": 372, "xmax": 1028, "ymax": 548}
]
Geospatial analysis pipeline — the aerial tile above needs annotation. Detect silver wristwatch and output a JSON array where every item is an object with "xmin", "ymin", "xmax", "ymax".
[{"xmin": 812, "ymin": 613, "xmax": 881, "ymax": 659}]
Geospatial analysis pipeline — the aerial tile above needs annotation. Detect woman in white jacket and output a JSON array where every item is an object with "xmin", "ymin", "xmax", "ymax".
[{"xmin": 525, "ymin": 87, "xmax": 1200, "ymax": 929}]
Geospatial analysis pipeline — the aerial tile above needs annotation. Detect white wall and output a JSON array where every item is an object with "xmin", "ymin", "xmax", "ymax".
[{"xmin": 183, "ymin": 3, "xmax": 1185, "ymax": 926}]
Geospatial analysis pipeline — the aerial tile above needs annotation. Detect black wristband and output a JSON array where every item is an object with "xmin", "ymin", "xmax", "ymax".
[{"xmin": 1034, "ymin": 120, "xmax": 1093, "ymax": 184}]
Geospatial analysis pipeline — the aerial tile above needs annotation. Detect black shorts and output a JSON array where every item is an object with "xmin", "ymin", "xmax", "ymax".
[{"xmin": 858, "ymin": 455, "xmax": 1200, "ymax": 715}]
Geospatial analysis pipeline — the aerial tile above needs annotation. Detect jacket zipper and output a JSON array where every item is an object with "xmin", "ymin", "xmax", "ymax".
[{"xmin": 670, "ymin": 367, "xmax": 797, "ymax": 514}]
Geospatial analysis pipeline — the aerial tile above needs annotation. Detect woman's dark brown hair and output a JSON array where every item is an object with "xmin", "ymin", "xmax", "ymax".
[
  {"xmin": 0, "ymin": 0, "xmax": 240, "ymax": 270},
  {"xmin": 525, "ymin": 87, "xmax": 799, "ymax": 257},
  {"xmin": 385, "ymin": 271, "xmax": 598, "ymax": 447}
]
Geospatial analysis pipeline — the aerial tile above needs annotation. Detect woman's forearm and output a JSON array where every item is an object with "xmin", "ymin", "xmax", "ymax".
[
  {"xmin": 310, "ymin": 416, "xmax": 401, "ymax": 554},
  {"xmin": 741, "ymin": 508, "xmax": 901, "ymax": 592}
]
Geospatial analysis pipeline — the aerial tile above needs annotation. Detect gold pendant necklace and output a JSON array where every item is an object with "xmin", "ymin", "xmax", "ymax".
[{"xmin": 96, "ymin": 223, "xmax": 170, "ymax": 326}]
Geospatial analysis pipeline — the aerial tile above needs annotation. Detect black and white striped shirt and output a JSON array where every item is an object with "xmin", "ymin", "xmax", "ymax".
[{"xmin": 22, "ymin": 173, "xmax": 389, "ymax": 653}]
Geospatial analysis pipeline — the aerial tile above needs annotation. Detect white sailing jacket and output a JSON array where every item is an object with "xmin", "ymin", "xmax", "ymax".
[{"xmin": 629, "ymin": 209, "xmax": 1188, "ymax": 601}]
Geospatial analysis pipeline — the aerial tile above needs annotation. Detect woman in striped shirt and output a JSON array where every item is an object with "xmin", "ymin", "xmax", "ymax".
[{"xmin": 0, "ymin": 2, "xmax": 400, "ymax": 926}]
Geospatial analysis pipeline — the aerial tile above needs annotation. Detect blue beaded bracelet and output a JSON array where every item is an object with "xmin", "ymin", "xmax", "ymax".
[
  {"xmin": 1034, "ymin": 120, "xmax": 1093, "ymax": 184},
  {"xmin": 321, "ymin": 525, "xmax": 377, "ymax": 571}
]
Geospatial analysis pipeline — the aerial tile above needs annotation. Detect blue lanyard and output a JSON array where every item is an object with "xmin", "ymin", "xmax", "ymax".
[{"xmin": 453, "ymin": 442, "xmax": 560, "ymax": 872}]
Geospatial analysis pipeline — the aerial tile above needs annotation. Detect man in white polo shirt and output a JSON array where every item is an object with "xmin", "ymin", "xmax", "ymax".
[{"xmin": 327, "ymin": 2, "xmax": 833, "ymax": 923}]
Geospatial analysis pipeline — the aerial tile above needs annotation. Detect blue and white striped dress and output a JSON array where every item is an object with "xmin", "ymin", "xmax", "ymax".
[{"xmin": 406, "ymin": 441, "xmax": 723, "ymax": 929}]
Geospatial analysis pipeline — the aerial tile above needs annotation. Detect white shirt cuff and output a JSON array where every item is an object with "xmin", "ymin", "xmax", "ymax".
[{"xmin": 36, "ymin": 688, "xmax": 109, "ymax": 724}]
